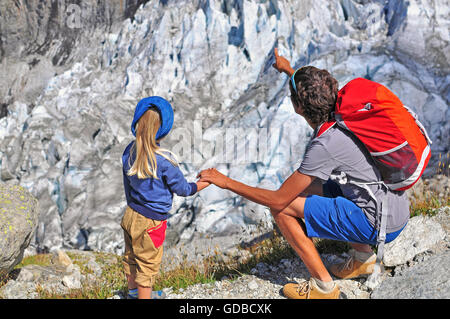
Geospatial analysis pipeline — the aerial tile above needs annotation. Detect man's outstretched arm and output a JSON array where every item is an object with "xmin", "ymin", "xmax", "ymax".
[{"xmin": 197, "ymin": 168, "xmax": 315, "ymax": 212}]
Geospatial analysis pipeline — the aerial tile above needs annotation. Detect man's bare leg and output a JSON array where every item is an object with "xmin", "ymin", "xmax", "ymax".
[{"xmin": 271, "ymin": 196, "xmax": 332, "ymax": 282}]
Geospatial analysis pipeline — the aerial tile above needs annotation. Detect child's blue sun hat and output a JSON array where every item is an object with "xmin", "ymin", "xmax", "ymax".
[{"xmin": 131, "ymin": 96, "xmax": 174, "ymax": 140}]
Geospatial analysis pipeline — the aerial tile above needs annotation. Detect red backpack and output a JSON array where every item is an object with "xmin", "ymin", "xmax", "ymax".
[{"xmin": 317, "ymin": 77, "xmax": 432, "ymax": 191}]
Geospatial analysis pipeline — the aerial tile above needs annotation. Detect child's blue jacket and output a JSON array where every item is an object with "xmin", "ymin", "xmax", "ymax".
[{"xmin": 122, "ymin": 141, "xmax": 197, "ymax": 220}]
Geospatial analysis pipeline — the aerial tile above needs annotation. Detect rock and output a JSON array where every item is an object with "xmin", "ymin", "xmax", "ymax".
[
  {"xmin": 0, "ymin": 281, "xmax": 39, "ymax": 299},
  {"xmin": 248, "ymin": 280, "xmax": 259, "ymax": 290},
  {"xmin": 86, "ymin": 258, "xmax": 103, "ymax": 277},
  {"xmin": 0, "ymin": 184, "xmax": 39, "ymax": 279},
  {"xmin": 383, "ymin": 214, "xmax": 446, "ymax": 267},
  {"xmin": 62, "ymin": 265, "xmax": 82, "ymax": 290},
  {"xmin": 108, "ymin": 291, "xmax": 125, "ymax": 299},
  {"xmin": 0, "ymin": 249, "xmax": 114, "ymax": 298},
  {"xmin": 51, "ymin": 249, "xmax": 73, "ymax": 269},
  {"xmin": 0, "ymin": 264, "xmax": 67, "ymax": 298},
  {"xmin": 371, "ymin": 250, "xmax": 450, "ymax": 299},
  {"xmin": 433, "ymin": 206, "xmax": 450, "ymax": 236},
  {"xmin": 335, "ymin": 279, "xmax": 370, "ymax": 299}
]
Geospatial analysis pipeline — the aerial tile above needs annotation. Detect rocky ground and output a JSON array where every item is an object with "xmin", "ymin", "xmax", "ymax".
[
  {"xmin": 1, "ymin": 206, "xmax": 448, "ymax": 299},
  {"xmin": 161, "ymin": 207, "xmax": 450, "ymax": 300}
]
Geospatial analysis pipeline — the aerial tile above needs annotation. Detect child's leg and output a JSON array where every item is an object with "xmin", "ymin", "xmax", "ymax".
[
  {"xmin": 126, "ymin": 274, "xmax": 153, "ymax": 299},
  {"xmin": 121, "ymin": 207, "xmax": 161, "ymax": 299},
  {"xmin": 128, "ymin": 213, "xmax": 165, "ymax": 298},
  {"xmin": 138, "ymin": 285, "xmax": 152, "ymax": 299},
  {"xmin": 126, "ymin": 273, "xmax": 137, "ymax": 290},
  {"xmin": 121, "ymin": 209, "xmax": 139, "ymax": 295}
]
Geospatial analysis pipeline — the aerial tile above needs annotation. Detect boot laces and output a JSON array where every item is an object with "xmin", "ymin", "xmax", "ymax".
[
  {"xmin": 340, "ymin": 254, "xmax": 355, "ymax": 271},
  {"xmin": 338, "ymin": 249, "xmax": 359, "ymax": 271},
  {"xmin": 296, "ymin": 279, "xmax": 312, "ymax": 298}
]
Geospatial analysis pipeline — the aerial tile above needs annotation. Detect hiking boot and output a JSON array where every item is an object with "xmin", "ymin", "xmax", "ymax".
[
  {"xmin": 329, "ymin": 249, "xmax": 378, "ymax": 279},
  {"xmin": 283, "ymin": 278, "xmax": 340, "ymax": 299}
]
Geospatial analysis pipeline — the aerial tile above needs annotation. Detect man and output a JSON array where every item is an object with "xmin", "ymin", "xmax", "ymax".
[{"xmin": 197, "ymin": 49, "xmax": 409, "ymax": 299}]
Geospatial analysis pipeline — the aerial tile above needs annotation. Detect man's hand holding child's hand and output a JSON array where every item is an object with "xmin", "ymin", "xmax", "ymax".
[
  {"xmin": 196, "ymin": 180, "xmax": 211, "ymax": 192},
  {"xmin": 197, "ymin": 168, "xmax": 230, "ymax": 189}
]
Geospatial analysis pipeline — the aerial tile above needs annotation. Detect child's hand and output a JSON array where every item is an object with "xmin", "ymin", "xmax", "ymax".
[
  {"xmin": 272, "ymin": 48, "xmax": 295, "ymax": 76},
  {"xmin": 196, "ymin": 180, "xmax": 211, "ymax": 192},
  {"xmin": 196, "ymin": 168, "xmax": 229, "ymax": 189}
]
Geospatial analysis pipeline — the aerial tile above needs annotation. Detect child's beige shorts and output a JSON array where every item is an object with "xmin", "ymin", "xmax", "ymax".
[{"xmin": 120, "ymin": 206, "xmax": 167, "ymax": 288}]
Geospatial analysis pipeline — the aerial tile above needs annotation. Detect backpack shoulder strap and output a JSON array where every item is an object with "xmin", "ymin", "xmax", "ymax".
[{"xmin": 315, "ymin": 121, "xmax": 337, "ymax": 138}]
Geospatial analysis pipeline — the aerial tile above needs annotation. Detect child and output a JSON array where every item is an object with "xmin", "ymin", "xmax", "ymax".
[{"xmin": 121, "ymin": 96, "xmax": 210, "ymax": 299}]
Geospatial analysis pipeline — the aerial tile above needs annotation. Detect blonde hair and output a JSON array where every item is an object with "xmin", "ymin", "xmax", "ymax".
[{"xmin": 127, "ymin": 108, "xmax": 178, "ymax": 179}]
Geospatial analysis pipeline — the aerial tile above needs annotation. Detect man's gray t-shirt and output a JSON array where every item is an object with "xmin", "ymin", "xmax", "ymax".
[{"xmin": 298, "ymin": 125, "xmax": 410, "ymax": 233}]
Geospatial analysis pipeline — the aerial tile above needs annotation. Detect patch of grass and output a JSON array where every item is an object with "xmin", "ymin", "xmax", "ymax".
[
  {"xmin": 224, "ymin": 229, "xmax": 296, "ymax": 275},
  {"xmin": 409, "ymin": 175, "xmax": 449, "ymax": 218},
  {"xmin": 409, "ymin": 194, "xmax": 449, "ymax": 218},
  {"xmin": 408, "ymin": 154, "xmax": 449, "ymax": 218},
  {"xmin": 15, "ymin": 253, "xmax": 52, "ymax": 268},
  {"xmin": 154, "ymin": 262, "xmax": 216, "ymax": 292},
  {"xmin": 436, "ymin": 153, "xmax": 450, "ymax": 177},
  {"xmin": 65, "ymin": 252, "xmax": 93, "ymax": 275},
  {"xmin": 1, "ymin": 227, "xmax": 377, "ymax": 298}
]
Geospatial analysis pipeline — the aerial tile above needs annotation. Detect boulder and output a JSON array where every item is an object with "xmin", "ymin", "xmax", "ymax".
[
  {"xmin": 0, "ymin": 184, "xmax": 39, "ymax": 278},
  {"xmin": 368, "ymin": 207, "xmax": 449, "ymax": 297},
  {"xmin": 371, "ymin": 250, "xmax": 450, "ymax": 299},
  {"xmin": 383, "ymin": 211, "xmax": 446, "ymax": 267}
]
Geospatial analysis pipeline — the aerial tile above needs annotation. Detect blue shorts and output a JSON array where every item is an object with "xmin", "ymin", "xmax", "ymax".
[{"xmin": 303, "ymin": 180, "xmax": 405, "ymax": 245}]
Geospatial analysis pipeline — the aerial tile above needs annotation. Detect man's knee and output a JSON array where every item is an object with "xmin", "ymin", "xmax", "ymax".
[
  {"xmin": 271, "ymin": 209, "xmax": 292, "ymax": 225},
  {"xmin": 269, "ymin": 196, "xmax": 306, "ymax": 220},
  {"xmin": 271, "ymin": 210, "xmax": 309, "ymax": 240},
  {"xmin": 270, "ymin": 207, "xmax": 291, "ymax": 224},
  {"xmin": 271, "ymin": 209, "xmax": 283, "ymax": 225}
]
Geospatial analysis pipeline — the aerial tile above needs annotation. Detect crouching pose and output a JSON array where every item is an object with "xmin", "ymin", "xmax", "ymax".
[{"xmin": 197, "ymin": 49, "xmax": 411, "ymax": 299}]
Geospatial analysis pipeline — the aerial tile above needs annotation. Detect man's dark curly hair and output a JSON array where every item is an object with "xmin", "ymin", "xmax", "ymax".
[{"xmin": 289, "ymin": 66, "xmax": 339, "ymax": 126}]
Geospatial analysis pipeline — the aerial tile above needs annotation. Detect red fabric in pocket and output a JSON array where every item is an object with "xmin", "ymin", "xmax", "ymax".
[{"xmin": 146, "ymin": 220, "xmax": 167, "ymax": 248}]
